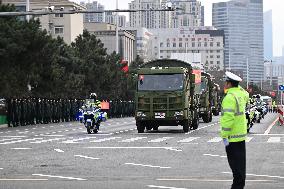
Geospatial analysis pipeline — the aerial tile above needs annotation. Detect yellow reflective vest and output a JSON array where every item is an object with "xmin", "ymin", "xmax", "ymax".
[{"xmin": 220, "ymin": 87, "xmax": 247, "ymax": 142}]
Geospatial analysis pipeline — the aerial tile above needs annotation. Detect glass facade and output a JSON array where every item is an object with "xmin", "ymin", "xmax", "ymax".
[{"xmin": 212, "ymin": 0, "xmax": 264, "ymax": 83}]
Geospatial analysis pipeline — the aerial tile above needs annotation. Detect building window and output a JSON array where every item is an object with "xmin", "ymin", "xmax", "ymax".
[
  {"xmin": 210, "ymin": 55, "xmax": 214, "ymax": 58},
  {"xmin": 210, "ymin": 61, "xmax": 213, "ymax": 64},
  {"xmin": 217, "ymin": 50, "xmax": 220, "ymax": 53},
  {"xmin": 55, "ymin": 13, "xmax": 63, "ymax": 18},
  {"xmin": 192, "ymin": 42, "xmax": 195, "ymax": 47},
  {"xmin": 217, "ymin": 55, "xmax": 220, "ymax": 58},
  {"xmin": 210, "ymin": 50, "xmax": 213, "ymax": 53},
  {"xmin": 167, "ymin": 43, "xmax": 170, "ymax": 47},
  {"xmin": 54, "ymin": 26, "xmax": 64, "ymax": 34},
  {"xmin": 160, "ymin": 56, "xmax": 163, "ymax": 58},
  {"xmin": 198, "ymin": 42, "xmax": 201, "ymax": 47},
  {"xmin": 217, "ymin": 61, "xmax": 220, "ymax": 65},
  {"xmin": 160, "ymin": 42, "xmax": 163, "ymax": 47},
  {"xmin": 192, "ymin": 38, "xmax": 195, "ymax": 41},
  {"xmin": 217, "ymin": 42, "xmax": 221, "ymax": 47},
  {"xmin": 173, "ymin": 43, "xmax": 176, "ymax": 47},
  {"xmin": 210, "ymin": 42, "xmax": 213, "ymax": 47},
  {"xmin": 204, "ymin": 42, "xmax": 207, "ymax": 47},
  {"xmin": 179, "ymin": 43, "xmax": 182, "ymax": 47},
  {"xmin": 179, "ymin": 38, "xmax": 182, "ymax": 41},
  {"xmin": 185, "ymin": 38, "xmax": 188, "ymax": 41}
]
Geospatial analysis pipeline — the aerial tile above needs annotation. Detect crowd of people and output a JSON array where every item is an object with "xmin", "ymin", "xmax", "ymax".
[{"xmin": 4, "ymin": 98, "xmax": 135, "ymax": 127}]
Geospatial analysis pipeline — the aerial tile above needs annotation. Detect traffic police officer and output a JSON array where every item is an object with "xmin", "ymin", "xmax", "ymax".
[{"xmin": 221, "ymin": 72, "xmax": 248, "ymax": 189}]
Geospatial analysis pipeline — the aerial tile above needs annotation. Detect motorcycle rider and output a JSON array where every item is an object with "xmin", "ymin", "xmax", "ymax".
[{"xmin": 82, "ymin": 93, "xmax": 102, "ymax": 132}]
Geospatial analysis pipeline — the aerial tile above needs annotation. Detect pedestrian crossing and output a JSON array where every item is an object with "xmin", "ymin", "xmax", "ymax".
[{"xmin": 0, "ymin": 135, "xmax": 284, "ymax": 145}]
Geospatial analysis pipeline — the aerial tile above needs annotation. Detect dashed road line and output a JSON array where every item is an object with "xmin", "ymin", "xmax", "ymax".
[
  {"xmin": 74, "ymin": 155, "xmax": 100, "ymax": 160},
  {"xmin": 91, "ymin": 137, "xmax": 121, "ymax": 143},
  {"xmin": 31, "ymin": 138, "xmax": 65, "ymax": 144},
  {"xmin": 54, "ymin": 149, "xmax": 64, "ymax": 153},
  {"xmin": 32, "ymin": 174, "xmax": 86, "ymax": 181},
  {"xmin": 120, "ymin": 137, "xmax": 147, "ymax": 143},
  {"xmin": 0, "ymin": 138, "xmax": 43, "ymax": 145},
  {"xmin": 267, "ymin": 137, "xmax": 281, "ymax": 143},
  {"xmin": 203, "ymin": 154, "xmax": 226, "ymax": 158},
  {"xmin": 148, "ymin": 137, "xmax": 173, "ymax": 143},
  {"xmin": 222, "ymin": 171, "xmax": 284, "ymax": 179},
  {"xmin": 11, "ymin": 148, "xmax": 32, "ymax": 150},
  {"xmin": 125, "ymin": 163, "xmax": 171, "ymax": 169},
  {"xmin": 147, "ymin": 185, "xmax": 187, "ymax": 189},
  {"xmin": 207, "ymin": 137, "xmax": 222, "ymax": 143},
  {"xmin": 178, "ymin": 137, "xmax": 199, "ymax": 143}
]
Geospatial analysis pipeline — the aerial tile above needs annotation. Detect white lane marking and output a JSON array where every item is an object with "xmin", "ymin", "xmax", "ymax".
[
  {"xmin": 54, "ymin": 149, "xmax": 64, "ymax": 153},
  {"xmin": 115, "ymin": 132, "xmax": 120, "ymax": 134},
  {"xmin": 0, "ymin": 138, "xmax": 20, "ymax": 142},
  {"xmin": 32, "ymin": 174, "xmax": 86, "ymax": 181},
  {"xmin": 246, "ymin": 137, "xmax": 253, "ymax": 142},
  {"xmin": 203, "ymin": 154, "xmax": 226, "ymax": 158},
  {"xmin": 57, "ymin": 131, "xmax": 62, "ymax": 133},
  {"xmin": 130, "ymin": 129, "xmax": 134, "ymax": 131},
  {"xmin": 208, "ymin": 137, "xmax": 222, "ymax": 143},
  {"xmin": 0, "ymin": 179, "xmax": 48, "ymax": 181},
  {"xmin": 45, "ymin": 133, "xmax": 50, "ymax": 135},
  {"xmin": 252, "ymin": 134, "xmax": 284, "ymax": 136},
  {"xmin": 147, "ymin": 185, "xmax": 187, "ymax": 189},
  {"xmin": 267, "ymin": 137, "xmax": 281, "ymax": 143},
  {"xmin": 50, "ymin": 126, "xmax": 54, "ymax": 128},
  {"xmin": 11, "ymin": 148, "xmax": 32, "ymax": 150},
  {"xmin": 148, "ymin": 137, "xmax": 173, "ymax": 143},
  {"xmin": 0, "ymin": 138, "xmax": 43, "ymax": 145},
  {"xmin": 31, "ymin": 138, "xmax": 65, "ymax": 144},
  {"xmin": 42, "ymin": 127, "xmax": 45, "ymax": 129},
  {"xmin": 74, "ymin": 155, "xmax": 100, "ymax": 160},
  {"xmin": 52, "ymin": 132, "xmax": 57, "ymax": 134},
  {"xmin": 264, "ymin": 117, "xmax": 279, "ymax": 135},
  {"xmin": 185, "ymin": 123, "xmax": 218, "ymax": 135},
  {"xmin": 25, "ymin": 129, "xmax": 29, "ymax": 131},
  {"xmin": 38, "ymin": 135, "xmax": 64, "ymax": 137},
  {"xmin": 125, "ymin": 163, "xmax": 171, "ymax": 169},
  {"xmin": 62, "ymin": 137, "xmax": 96, "ymax": 144},
  {"xmin": 156, "ymin": 178, "xmax": 274, "ymax": 182},
  {"xmin": 0, "ymin": 136, "xmax": 26, "ymax": 138},
  {"xmin": 90, "ymin": 137, "xmax": 121, "ymax": 143},
  {"xmin": 178, "ymin": 137, "xmax": 200, "ymax": 143},
  {"xmin": 222, "ymin": 172, "xmax": 284, "ymax": 179},
  {"xmin": 65, "ymin": 130, "xmax": 69, "ymax": 132},
  {"xmin": 0, "ymin": 168, "xmax": 3, "ymax": 169},
  {"xmin": 72, "ymin": 129, "xmax": 76, "ymax": 131},
  {"xmin": 125, "ymin": 130, "xmax": 129, "ymax": 132},
  {"xmin": 32, "ymin": 128, "xmax": 36, "ymax": 130},
  {"xmin": 120, "ymin": 137, "xmax": 147, "ymax": 142},
  {"xmin": 84, "ymin": 147, "xmax": 182, "ymax": 152},
  {"xmin": 119, "ymin": 131, "xmax": 124, "ymax": 133}
]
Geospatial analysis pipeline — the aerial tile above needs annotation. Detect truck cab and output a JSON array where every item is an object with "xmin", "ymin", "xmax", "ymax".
[{"xmin": 135, "ymin": 59, "xmax": 200, "ymax": 133}]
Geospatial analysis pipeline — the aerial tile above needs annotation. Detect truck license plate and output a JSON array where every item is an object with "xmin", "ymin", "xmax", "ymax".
[{"xmin": 155, "ymin": 113, "xmax": 165, "ymax": 118}]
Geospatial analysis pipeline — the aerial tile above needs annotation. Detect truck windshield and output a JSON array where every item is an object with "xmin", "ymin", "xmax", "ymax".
[{"xmin": 138, "ymin": 74, "xmax": 184, "ymax": 91}]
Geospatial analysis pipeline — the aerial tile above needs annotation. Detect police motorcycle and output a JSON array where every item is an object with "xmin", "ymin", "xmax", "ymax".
[
  {"xmin": 246, "ymin": 105, "xmax": 257, "ymax": 132},
  {"xmin": 254, "ymin": 95, "xmax": 264, "ymax": 123},
  {"xmin": 82, "ymin": 93, "xmax": 107, "ymax": 134}
]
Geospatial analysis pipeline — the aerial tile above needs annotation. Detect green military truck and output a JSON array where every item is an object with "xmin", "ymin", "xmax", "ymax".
[
  {"xmin": 211, "ymin": 83, "xmax": 221, "ymax": 116},
  {"xmin": 135, "ymin": 59, "xmax": 201, "ymax": 133},
  {"xmin": 199, "ymin": 72, "xmax": 213, "ymax": 123}
]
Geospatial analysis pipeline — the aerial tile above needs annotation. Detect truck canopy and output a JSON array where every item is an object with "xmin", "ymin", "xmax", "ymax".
[{"xmin": 140, "ymin": 59, "xmax": 193, "ymax": 70}]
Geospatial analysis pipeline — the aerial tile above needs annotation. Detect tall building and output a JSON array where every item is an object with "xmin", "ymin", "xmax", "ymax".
[
  {"xmin": 212, "ymin": 0, "xmax": 264, "ymax": 83},
  {"xmin": 3, "ymin": 0, "xmax": 85, "ymax": 44},
  {"xmin": 149, "ymin": 26, "xmax": 225, "ymax": 71},
  {"xmin": 129, "ymin": 0, "xmax": 171, "ymax": 29},
  {"xmin": 170, "ymin": 0, "xmax": 202, "ymax": 28},
  {"xmin": 264, "ymin": 10, "xmax": 273, "ymax": 61},
  {"xmin": 80, "ymin": 1, "xmax": 105, "ymax": 23},
  {"xmin": 105, "ymin": 12, "xmax": 126, "ymax": 27}
]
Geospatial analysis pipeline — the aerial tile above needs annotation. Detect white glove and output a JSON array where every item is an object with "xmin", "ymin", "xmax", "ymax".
[{"xmin": 223, "ymin": 138, "xmax": 229, "ymax": 147}]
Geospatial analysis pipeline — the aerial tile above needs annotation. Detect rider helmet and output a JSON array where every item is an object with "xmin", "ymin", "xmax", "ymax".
[{"xmin": 90, "ymin": 93, "xmax": 97, "ymax": 100}]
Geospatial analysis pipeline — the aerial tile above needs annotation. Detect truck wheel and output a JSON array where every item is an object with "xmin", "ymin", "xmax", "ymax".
[
  {"xmin": 137, "ymin": 121, "xmax": 145, "ymax": 133},
  {"xmin": 213, "ymin": 110, "xmax": 219, "ymax": 116},
  {"xmin": 153, "ymin": 125, "xmax": 159, "ymax": 131},
  {"xmin": 146, "ymin": 125, "xmax": 152, "ymax": 131},
  {"xmin": 183, "ymin": 119, "xmax": 190, "ymax": 133}
]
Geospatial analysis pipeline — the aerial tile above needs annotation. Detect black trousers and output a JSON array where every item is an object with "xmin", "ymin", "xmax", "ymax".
[{"xmin": 226, "ymin": 141, "xmax": 246, "ymax": 189}]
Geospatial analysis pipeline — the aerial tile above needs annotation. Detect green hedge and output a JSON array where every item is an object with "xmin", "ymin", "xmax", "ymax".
[{"xmin": 0, "ymin": 115, "xmax": 7, "ymax": 125}]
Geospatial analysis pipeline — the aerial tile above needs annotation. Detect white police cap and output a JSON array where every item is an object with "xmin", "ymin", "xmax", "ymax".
[{"xmin": 225, "ymin": 71, "xmax": 242, "ymax": 82}]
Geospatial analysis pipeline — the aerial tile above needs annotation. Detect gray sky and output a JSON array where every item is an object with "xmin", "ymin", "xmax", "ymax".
[{"xmin": 73, "ymin": 0, "xmax": 284, "ymax": 56}]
